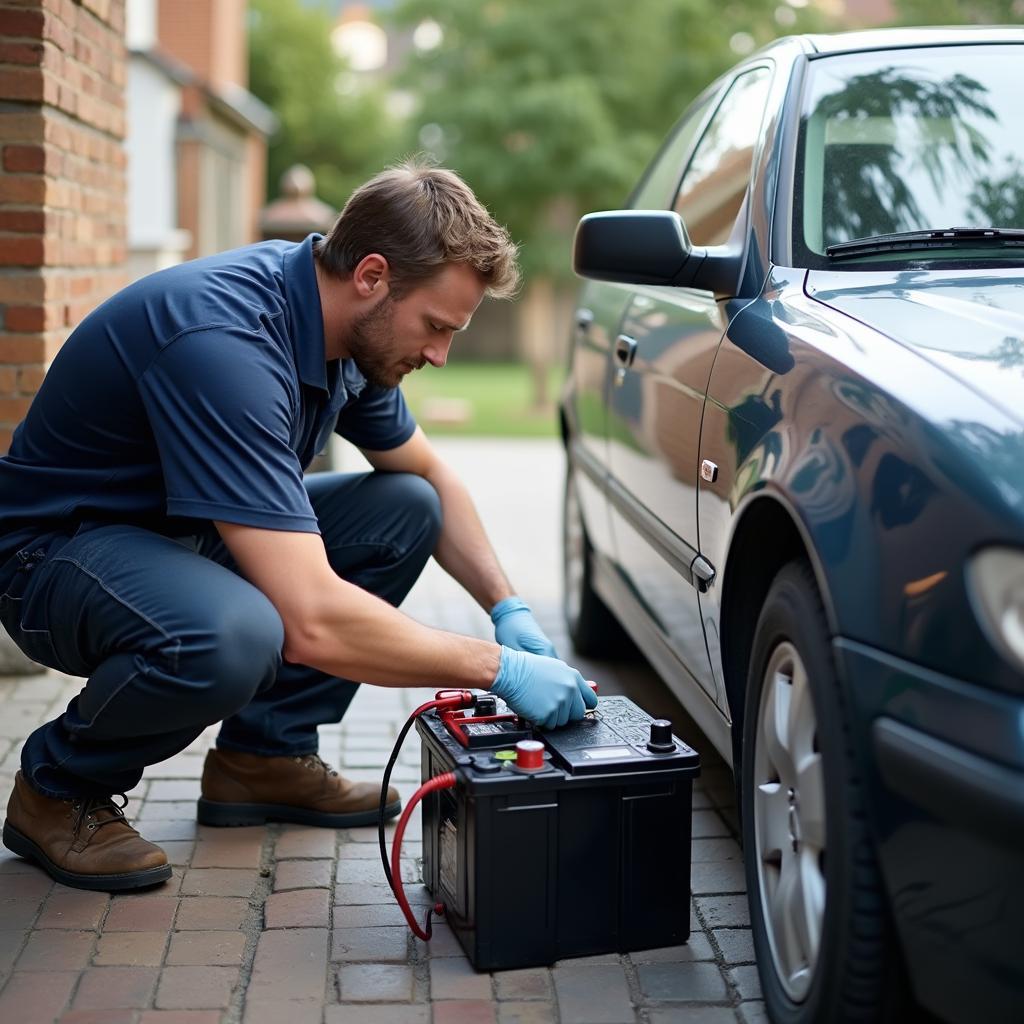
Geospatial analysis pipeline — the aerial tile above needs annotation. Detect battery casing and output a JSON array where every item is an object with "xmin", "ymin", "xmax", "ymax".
[{"xmin": 417, "ymin": 695, "xmax": 700, "ymax": 970}]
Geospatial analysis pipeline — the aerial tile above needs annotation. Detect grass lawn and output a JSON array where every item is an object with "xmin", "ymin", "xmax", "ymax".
[{"xmin": 401, "ymin": 361, "xmax": 565, "ymax": 437}]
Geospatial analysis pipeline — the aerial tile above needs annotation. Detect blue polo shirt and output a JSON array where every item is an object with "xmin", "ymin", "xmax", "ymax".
[{"xmin": 0, "ymin": 234, "xmax": 416, "ymax": 565}]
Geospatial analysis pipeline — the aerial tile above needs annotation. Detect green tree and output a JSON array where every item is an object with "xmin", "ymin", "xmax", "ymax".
[
  {"xmin": 893, "ymin": 0, "xmax": 1022, "ymax": 23},
  {"xmin": 390, "ymin": 0, "xmax": 827, "ymax": 279},
  {"xmin": 248, "ymin": 0, "xmax": 401, "ymax": 211}
]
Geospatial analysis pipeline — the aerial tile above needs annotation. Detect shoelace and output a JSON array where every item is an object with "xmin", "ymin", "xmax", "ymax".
[
  {"xmin": 293, "ymin": 754, "xmax": 339, "ymax": 777},
  {"xmin": 68, "ymin": 794, "xmax": 130, "ymax": 836}
]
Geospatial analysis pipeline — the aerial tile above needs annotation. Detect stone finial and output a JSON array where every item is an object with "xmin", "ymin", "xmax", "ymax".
[{"xmin": 259, "ymin": 165, "xmax": 337, "ymax": 241}]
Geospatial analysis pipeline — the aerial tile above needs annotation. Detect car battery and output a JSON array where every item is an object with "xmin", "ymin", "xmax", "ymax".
[{"xmin": 416, "ymin": 694, "xmax": 700, "ymax": 970}]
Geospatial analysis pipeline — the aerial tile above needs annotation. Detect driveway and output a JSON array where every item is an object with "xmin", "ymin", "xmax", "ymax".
[{"xmin": 0, "ymin": 437, "xmax": 761, "ymax": 1024}]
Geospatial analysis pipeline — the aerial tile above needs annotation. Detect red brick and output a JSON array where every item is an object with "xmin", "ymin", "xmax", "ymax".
[
  {"xmin": 0, "ymin": 175, "xmax": 47, "ymax": 204},
  {"xmin": 156, "ymin": 966, "xmax": 239, "ymax": 1010},
  {"xmin": 0, "ymin": 427, "xmax": 13, "ymax": 452},
  {"xmin": 0, "ymin": 111, "xmax": 44, "ymax": 143},
  {"xmin": 138, "ymin": 1014, "xmax": 223, "ymax": 1024},
  {"xmin": 94, "ymin": 930, "xmax": 168, "ymax": 966},
  {"xmin": 0, "ymin": 396, "xmax": 32, "ymax": 421},
  {"xmin": 58, "ymin": 1010, "xmax": 136, "ymax": 1024},
  {"xmin": 0, "ymin": 210, "xmax": 46, "ymax": 233},
  {"xmin": 0, "ymin": 236, "xmax": 45, "ymax": 267},
  {"xmin": 0, "ymin": 8, "xmax": 45, "ymax": 37},
  {"xmin": 276, "ymin": 827, "xmax": 336, "ymax": 859},
  {"xmin": 433, "ymin": 1003, "xmax": 498, "ymax": 1024},
  {"xmin": 104, "ymin": 895, "xmax": 178, "ymax": 931},
  {"xmin": 0, "ymin": 870, "xmax": 52, "ymax": 900},
  {"xmin": 0, "ymin": 41, "xmax": 44, "ymax": 65},
  {"xmin": 0, "ymin": 332, "xmax": 63, "ymax": 363},
  {"xmin": 166, "ymin": 930, "xmax": 245, "ymax": 966},
  {"xmin": 71, "ymin": 965, "xmax": 160, "ymax": 1009},
  {"xmin": 0, "ymin": 365, "xmax": 15, "ymax": 391},
  {"xmin": 264, "ymin": 888, "xmax": 330, "ymax": 929},
  {"xmin": 37, "ymin": 888, "xmax": 109, "ymax": 929},
  {"xmin": 0, "ymin": 67, "xmax": 44, "ymax": 102},
  {"xmin": 16, "ymin": 928, "xmax": 94, "ymax": 970},
  {"xmin": 17, "ymin": 363, "xmax": 45, "ymax": 392},
  {"xmin": 174, "ymin": 896, "xmax": 247, "ymax": 931},
  {"xmin": 181, "ymin": 869, "xmax": 257, "ymax": 898},
  {"xmin": 3, "ymin": 144, "xmax": 46, "ymax": 174},
  {"xmin": 0, "ymin": 971, "xmax": 77, "ymax": 1021},
  {"xmin": 248, "ymin": 929, "xmax": 329, "ymax": 1004},
  {"xmin": 274, "ymin": 859, "xmax": 333, "ymax": 891}
]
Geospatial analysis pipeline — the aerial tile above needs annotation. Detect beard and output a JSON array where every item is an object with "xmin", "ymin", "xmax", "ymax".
[{"xmin": 344, "ymin": 295, "xmax": 422, "ymax": 389}]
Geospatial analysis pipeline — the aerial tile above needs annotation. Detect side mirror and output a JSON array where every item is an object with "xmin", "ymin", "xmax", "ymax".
[{"xmin": 572, "ymin": 210, "xmax": 740, "ymax": 294}]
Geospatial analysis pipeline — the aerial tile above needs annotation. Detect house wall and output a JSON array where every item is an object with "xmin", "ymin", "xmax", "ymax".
[{"xmin": 0, "ymin": 0, "xmax": 128, "ymax": 455}]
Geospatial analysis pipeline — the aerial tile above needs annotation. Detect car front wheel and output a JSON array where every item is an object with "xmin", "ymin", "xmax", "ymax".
[{"xmin": 742, "ymin": 561, "xmax": 908, "ymax": 1023}]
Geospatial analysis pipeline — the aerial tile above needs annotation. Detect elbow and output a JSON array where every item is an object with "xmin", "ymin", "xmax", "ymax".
[{"xmin": 280, "ymin": 613, "xmax": 331, "ymax": 668}]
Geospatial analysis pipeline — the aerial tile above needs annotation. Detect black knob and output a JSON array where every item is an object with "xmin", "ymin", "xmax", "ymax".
[
  {"xmin": 647, "ymin": 719, "xmax": 675, "ymax": 753},
  {"xmin": 475, "ymin": 695, "xmax": 498, "ymax": 717}
]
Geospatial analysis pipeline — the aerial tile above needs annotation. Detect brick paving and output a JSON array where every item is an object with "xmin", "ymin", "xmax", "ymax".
[{"xmin": 0, "ymin": 439, "xmax": 763, "ymax": 1023}]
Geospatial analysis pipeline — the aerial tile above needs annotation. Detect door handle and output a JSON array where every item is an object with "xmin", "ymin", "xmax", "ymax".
[
  {"xmin": 575, "ymin": 308, "xmax": 594, "ymax": 337},
  {"xmin": 614, "ymin": 334, "xmax": 638, "ymax": 366}
]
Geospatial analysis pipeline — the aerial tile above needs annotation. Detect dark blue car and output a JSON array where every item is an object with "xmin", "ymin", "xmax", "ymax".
[{"xmin": 560, "ymin": 27, "xmax": 1024, "ymax": 1024}]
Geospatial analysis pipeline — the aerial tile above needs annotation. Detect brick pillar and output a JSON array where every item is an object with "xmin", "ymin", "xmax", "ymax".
[{"xmin": 0, "ymin": 0, "xmax": 128, "ymax": 456}]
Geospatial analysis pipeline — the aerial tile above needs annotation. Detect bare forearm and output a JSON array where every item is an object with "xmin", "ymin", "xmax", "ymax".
[
  {"xmin": 291, "ymin": 578, "xmax": 501, "ymax": 688},
  {"xmin": 426, "ymin": 460, "xmax": 513, "ymax": 611}
]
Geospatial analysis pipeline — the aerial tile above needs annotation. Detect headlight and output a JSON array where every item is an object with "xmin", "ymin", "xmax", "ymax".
[{"xmin": 967, "ymin": 547, "xmax": 1024, "ymax": 672}]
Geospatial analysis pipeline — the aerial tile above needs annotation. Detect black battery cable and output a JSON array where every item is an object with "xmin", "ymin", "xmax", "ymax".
[{"xmin": 377, "ymin": 690, "xmax": 475, "ymax": 940}]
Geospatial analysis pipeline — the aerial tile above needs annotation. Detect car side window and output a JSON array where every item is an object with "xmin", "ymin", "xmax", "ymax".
[
  {"xmin": 673, "ymin": 67, "xmax": 773, "ymax": 246},
  {"xmin": 629, "ymin": 95, "xmax": 714, "ymax": 211}
]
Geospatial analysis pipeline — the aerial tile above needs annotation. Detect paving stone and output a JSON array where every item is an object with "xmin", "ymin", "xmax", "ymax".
[
  {"xmin": 0, "ymin": 969, "xmax": 77, "ymax": 1021},
  {"xmin": 138, "ymin": 1013, "xmax": 224, "ymax": 1023},
  {"xmin": 95, "ymin": 930, "xmax": 168, "ymax": 966},
  {"xmin": 497, "ymin": 1004, "xmax": 557, "ymax": 1024},
  {"xmin": 156, "ymin": 966, "xmax": 240, "ymax": 1009},
  {"xmin": 0, "ymin": 850, "xmax": 38, "ymax": 874},
  {"xmin": 493, "ymin": 967, "xmax": 552, "ymax": 1000},
  {"xmin": 337, "ymin": 962, "xmax": 414, "ymax": 1001},
  {"xmin": 413, "ymin": 921, "xmax": 464, "ymax": 958},
  {"xmin": 181, "ymin": 868, "xmax": 257, "ymax": 898},
  {"xmin": 264, "ymin": 888, "xmax": 330, "ymax": 928},
  {"xmin": 630, "ymin": 931, "xmax": 714, "ymax": 962},
  {"xmin": 174, "ymin": 896, "xmax": 247, "ymax": 931},
  {"xmin": 692, "ymin": 837, "xmax": 743, "ymax": 862},
  {"xmin": 243, "ymin": 1002, "xmax": 323, "ymax": 1024},
  {"xmin": 276, "ymin": 827, "xmax": 336, "ymax": 859},
  {"xmin": 331, "ymin": 925, "xmax": 408, "ymax": 962},
  {"xmin": 248, "ymin": 928, "xmax": 328, "ymax": 1008},
  {"xmin": 332, "ymin": 902, "xmax": 408, "ymax": 927},
  {"xmin": 141, "ymin": 820, "xmax": 199, "ymax": 842},
  {"xmin": 637, "ymin": 962, "xmax": 729, "ymax": 1002},
  {"xmin": 691, "ymin": 810, "xmax": 731, "ymax": 838},
  {"xmin": 691, "ymin": 860, "xmax": 747, "ymax": 894},
  {"xmin": 728, "ymin": 965, "xmax": 763, "ymax": 1000},
  {"xmin": 695, "ymin": 895, "xmax": 751, "ymax": 929},
  {"xmin": 159, "ymin": 841, "xmax": 196, "ymax": 866},
  {"xmin": 713, "ymin": 928, "xmax": 755, "ymax": 964},
  {"xmin": 336, "ymin": 857, "xmax": 417, "ymax": 884},
  {"xmin": 325, "ymin": 1006, "xmax": 429, "ymax": 1024},
  {"xmin": 434, "ymin": 1000, "xmax": 498, "ymax": 1024},
  {"xmin": 431, "ymin": 955, "xmax": 493, "ymax": 999},
  {"xmin": 334, "ymin": 882, "xmax": 431, "ymax": 905},
  {"xmin": 37, "ymin": 888, "xmax": 110, "ymax": 929},
  {"xmin": 16, "ymin": 928, "xmax": 94, "ymax": 970},
  {"xmin": 58, "ymin": 1009, "xmax": 137, "ymax": 1024},
  {"xmin": 71, "ymin": 966, "xmax": 160, "ymax": 1009},
  {"xmin": 552, "ymin": 964, "xmax": 634, "ymax": 1024},
  {"xmin": 738, "ymin": 1001, "xmax": 770, "ymax": 1023},
  {"xmin": 553, "ymin": 953, "xmax": 620, "ymax": 966},
  {"xmin": 0, "ymin": 897, "xmax": 45, "ymax": 929},
  {"xmin": 148, "ymin": 780, "xmax": 202, "ymax": 801},
  {"xmin": 167, "ymin": 930, "xmax": 246, "ymax": 966},
  {"xmin": 0, "ymin": 928, "xmax": 26, "ymax": 975},
  {"xmin": 274, "ymin": 858, "xmax": 333, "ymax": 890},
  {"xmin": 139, "ymin": 800, "xmax": 197, "ymax": 820},
  {"xmin": 0, "ymin": 871, "xmax": 51, "ymax": 899},
  {"xmin": 649, "ymin": 1008, "xmax": 738, "ymax": 1024},
  {"xmin": 105, "ymin": 896, "xmax": 179, "ymax": 931}
]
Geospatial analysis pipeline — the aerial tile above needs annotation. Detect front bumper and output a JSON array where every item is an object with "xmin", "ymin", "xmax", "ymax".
[{"xmin": 836, "ymin": 639, "xmax": 1024, "ymax": 1024}]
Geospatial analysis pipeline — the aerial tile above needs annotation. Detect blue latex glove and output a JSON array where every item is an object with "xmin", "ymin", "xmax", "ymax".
[
  {"xmin": 489, "ymin": 646, "xmax": 598, "ymax": 730},
  {"xmin": 490, "ymin": 596, "xmax": 558, "ymax": 659}
]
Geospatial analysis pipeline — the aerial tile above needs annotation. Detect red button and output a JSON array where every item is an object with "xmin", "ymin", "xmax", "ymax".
[{"xmin": 515, "ymin": 740, "xmax": 544, "ymax": 770}]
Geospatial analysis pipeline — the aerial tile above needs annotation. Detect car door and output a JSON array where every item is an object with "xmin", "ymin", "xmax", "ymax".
[
  {"xmin": 605, "ymin": 67, "xmax": 774, "ymax": 705},
  {"xmin": 566, "ymin": 92, "xmax": 716, "ymax": 564}
]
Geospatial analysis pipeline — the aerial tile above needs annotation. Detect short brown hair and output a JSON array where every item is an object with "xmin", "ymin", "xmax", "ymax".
[{"xmin": 315, "ymin": 159, "xmax": 520, "ymax": 299}]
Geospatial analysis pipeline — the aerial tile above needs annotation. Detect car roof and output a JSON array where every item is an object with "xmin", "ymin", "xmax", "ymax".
[{"xmin": 799, "ymin": 25, "xmax": 1024, "ymax": 55}]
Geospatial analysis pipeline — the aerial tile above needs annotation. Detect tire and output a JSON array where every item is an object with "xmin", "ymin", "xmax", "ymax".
[
  {"xmin": 741, "ymin": 561, "xmax": 909, "ymax": 1024},
  {"xmin": 561, "ymin": 465, "xmax": 633, "ymax": 658}
]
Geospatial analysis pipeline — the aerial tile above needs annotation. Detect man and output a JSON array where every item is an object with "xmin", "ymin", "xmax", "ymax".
[{"xmin": 0, "ymin": 162, "xmax": 596, "ymax": 892}]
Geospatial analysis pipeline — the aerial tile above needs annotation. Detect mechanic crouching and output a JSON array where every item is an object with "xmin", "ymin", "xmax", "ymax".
[{"xmin": 0, "ymin": 161, "xmax": 596, "ymax": 891}]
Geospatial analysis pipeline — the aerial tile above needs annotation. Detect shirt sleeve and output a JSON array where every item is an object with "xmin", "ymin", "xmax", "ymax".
[
  {"xmin": 138, "ymin": 327, "xmax": 319, "ymax": 532},
  {"xmin": 334, "ymin": 382, "xmax": 418, "ymax": 451}
]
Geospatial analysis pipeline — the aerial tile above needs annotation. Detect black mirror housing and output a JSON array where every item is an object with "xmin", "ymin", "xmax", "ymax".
[{"xmin": 572, "ymin": 210, "xmax": 740, "ymax": 294}]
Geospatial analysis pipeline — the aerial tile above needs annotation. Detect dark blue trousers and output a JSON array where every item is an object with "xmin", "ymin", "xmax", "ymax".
[{"xmin": 0, "ymin": 471, "xmax": 442, "ymax": 799}]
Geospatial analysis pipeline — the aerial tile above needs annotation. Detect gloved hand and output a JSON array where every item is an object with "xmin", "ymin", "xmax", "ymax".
[
  {"xmin": 491, "ymin": 596, "xmax": 558, "ymax": 659},
  {"xmin": 489, "ymin": 646, "xmax": 598, "ymax": 730}
]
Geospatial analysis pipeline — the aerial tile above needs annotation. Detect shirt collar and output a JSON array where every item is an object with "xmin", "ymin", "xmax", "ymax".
[{"xmin": 282, "ymin": 233, "xmax": 329, "ymax": 391}]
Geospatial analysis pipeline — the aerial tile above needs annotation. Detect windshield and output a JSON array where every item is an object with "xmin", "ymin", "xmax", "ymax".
[{"xmin": 796, "ymin": 44, "xmax": 1024, "ymax": 263}]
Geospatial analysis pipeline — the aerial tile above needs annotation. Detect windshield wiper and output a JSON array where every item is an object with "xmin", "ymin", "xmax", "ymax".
[{"xmin": 826, "ymin": 227, "xmax": 1024, "ymax": 260}]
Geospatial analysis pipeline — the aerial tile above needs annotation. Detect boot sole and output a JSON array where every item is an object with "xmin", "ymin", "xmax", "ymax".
[
  {"xmin": 196, "ymin": 797, "xmax": 403, "ymax": 828},
  {"xmin": 2, "ymin": 822, "xmax": 172, "ymax": 892}
]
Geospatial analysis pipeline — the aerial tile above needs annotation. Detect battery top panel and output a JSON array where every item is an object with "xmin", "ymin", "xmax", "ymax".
[{"xmin": 541, "ymin": 696, "xmax": 699, "ymax": 776}]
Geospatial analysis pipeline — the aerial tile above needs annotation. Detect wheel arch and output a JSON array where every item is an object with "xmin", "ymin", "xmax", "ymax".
[{"xmin": 719, "ymin": 491, "xmax": 838, "ymax": 768}]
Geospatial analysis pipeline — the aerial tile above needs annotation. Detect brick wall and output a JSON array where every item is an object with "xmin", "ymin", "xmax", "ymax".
[{"xmin": 0, "ymin": 0, "xmax": 127, "ymax": 455}]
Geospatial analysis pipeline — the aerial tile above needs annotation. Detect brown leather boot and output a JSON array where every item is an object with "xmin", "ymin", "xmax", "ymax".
[
  {"xmin": 197, "ymin": 749, "xmax": 402, "ymax": 827},
  {"xmin": 2, "ymin": 772, "xmax": 171, "ymax": 891}
]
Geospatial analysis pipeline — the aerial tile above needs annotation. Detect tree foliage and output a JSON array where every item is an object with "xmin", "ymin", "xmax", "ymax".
[
  {"xmin": 893, "ymin": 0, "xmax": 1023, "ymax": 24},
  {"xmin": 390, "ymin": 0, "xmax": 828, "ymax": 277},
  {"xmin": 248, "ymin": 0, "xmax": 401, "ymax": 211}
]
